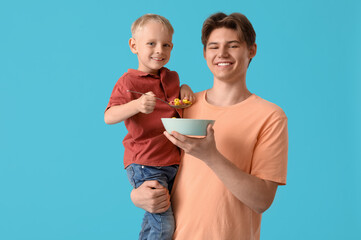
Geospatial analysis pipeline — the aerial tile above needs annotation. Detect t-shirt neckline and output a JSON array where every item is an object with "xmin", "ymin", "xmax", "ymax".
[{"xmin": 202, "ymin": 90, "xmax": 256, "ymax": 110}]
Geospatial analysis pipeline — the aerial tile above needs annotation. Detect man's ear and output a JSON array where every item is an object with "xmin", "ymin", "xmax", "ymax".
[
  {"xmin": 249, "ymin": 43, "xmax": 257, "ymax": 59},
  {"xmin": 203, "ymin": 48, "xmax": 206, "ymax": 59},
  {"xmin": 129, "ymin": 38, "xmax": 137, "ymax": 54}
]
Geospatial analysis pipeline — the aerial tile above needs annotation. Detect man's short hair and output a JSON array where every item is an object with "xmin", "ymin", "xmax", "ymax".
[
  {"xmin": 131, "ymin": 14, "xmax": 174, "ymax": 37},
  {"xmin": 201, "ymin": 12, "xmax": 256, "ymax": 49}
]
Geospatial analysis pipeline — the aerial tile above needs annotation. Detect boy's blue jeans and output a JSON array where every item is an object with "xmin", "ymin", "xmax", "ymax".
[{"xmin": 126, "ymin": 163, "xmax": 179, "ymax": 240}]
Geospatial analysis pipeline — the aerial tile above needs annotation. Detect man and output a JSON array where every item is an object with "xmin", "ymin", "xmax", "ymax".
[{"xmin": 131, "ymin": 12, "xmax": 288, "ymax": 240}]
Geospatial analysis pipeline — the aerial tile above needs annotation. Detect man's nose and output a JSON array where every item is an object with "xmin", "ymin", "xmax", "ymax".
[{"xmin": 218, "ymin": 46, "xmax": 229, "ymax": 57}]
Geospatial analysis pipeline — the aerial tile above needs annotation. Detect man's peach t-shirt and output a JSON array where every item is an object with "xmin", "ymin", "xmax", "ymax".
[{"xmin": 171, "ymin": 91, "xmax": 288, "ymax": 240}]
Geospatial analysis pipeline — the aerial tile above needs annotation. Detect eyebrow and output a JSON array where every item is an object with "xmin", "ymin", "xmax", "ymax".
[{"xmin": 207, "ymin": 40, "xmax": 241, "ymax": 46}]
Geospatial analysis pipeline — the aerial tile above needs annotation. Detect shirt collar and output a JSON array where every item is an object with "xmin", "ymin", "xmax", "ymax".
[{"xmin": 127, "ymin": 67, "xmax": 168, "ymax": 78}]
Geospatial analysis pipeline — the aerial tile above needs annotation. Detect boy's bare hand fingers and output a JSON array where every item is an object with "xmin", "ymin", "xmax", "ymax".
[
  {"xmin": 139, "ymin": 98, "xmax": 156, "ymax": 113},
  {"xmin": 142, "ymin": 97, "xmax": 156, "ymax": 105},
  {"xmin": 145, "ymin": 91, "xmax": 155, "ymax": 97}
]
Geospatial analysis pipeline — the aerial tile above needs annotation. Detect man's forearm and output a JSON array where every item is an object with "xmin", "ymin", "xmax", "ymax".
[
  {"xmin": 206, "ymin": 151, "xmax": 278, "ymax": 214},
  {"xmin": 163, "ymin": 126, "xmax": 279, "ymax": 214}
]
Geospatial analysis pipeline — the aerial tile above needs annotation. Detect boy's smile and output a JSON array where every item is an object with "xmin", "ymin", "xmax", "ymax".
[{"xmin": 129, "ymin": 21, "xmax": 173, "ymax": 75}]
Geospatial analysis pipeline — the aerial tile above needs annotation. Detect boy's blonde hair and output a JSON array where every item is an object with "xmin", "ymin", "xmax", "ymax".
[{"xmin": 131, "ymin": 14, "xmax": 174, "ymax": 37}]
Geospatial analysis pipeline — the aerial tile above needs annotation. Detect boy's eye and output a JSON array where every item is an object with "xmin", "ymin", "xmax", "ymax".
[
  {"xmin": 229, "ymin": 45, "xmax": 239, "ymax": 48},
  {"xmin": 147, "ymin": 42, "xmax": 155, "ymax": 46},
  {"xmin": 163, "ymin": 44, "xmax": 171, "ymax": 47}
]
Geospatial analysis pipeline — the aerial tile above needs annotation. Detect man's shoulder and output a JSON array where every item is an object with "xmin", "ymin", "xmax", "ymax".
[
  {"xmin": 252, "ymin": 95, "xmax": 287, "ymax": 119},
  {"xmin": 194, "ymin": 90, "xmax": 205, "ymax": 98}
]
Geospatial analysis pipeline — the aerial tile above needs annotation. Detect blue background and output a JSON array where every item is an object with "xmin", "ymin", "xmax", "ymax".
[{"xmin": 1, "ymin": 0, "xmax": 360, "ymax": 239}]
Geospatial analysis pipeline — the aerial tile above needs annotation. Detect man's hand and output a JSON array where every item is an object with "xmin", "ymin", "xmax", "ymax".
[
  {"xmin": 163, "ymin": 124, "xmax": 218, "ymax": 163},
  {"xmin": 130, "ymin": 180, "xmax": 171, "ymax": 213},
  {"xmin": 136, "ymin": 91, "xmax": 156, "ymax": 114}
]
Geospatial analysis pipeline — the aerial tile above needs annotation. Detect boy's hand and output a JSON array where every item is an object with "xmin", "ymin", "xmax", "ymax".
[
  {"xmin": 136, "ymin": 91, "xmax": 156, "ymax": 114},
  {"xmin": 180, "ymin": 84, "xmax": 196, "ymax": 103}
]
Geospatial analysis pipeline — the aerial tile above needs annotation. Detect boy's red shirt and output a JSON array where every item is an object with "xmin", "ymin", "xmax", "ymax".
[{"xmin": 106, "ymin": 68, "xmax": 182, "ymax": 168}]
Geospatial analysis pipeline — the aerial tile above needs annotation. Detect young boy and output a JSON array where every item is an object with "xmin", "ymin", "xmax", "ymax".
[{"xmin": 104, "ymin": 14, "xmax": 194, "ymax": 240}]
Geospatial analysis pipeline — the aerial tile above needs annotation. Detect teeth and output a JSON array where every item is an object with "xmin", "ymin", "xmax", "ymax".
[
  {"xmin": 152, "ymin": 57, "xmax": 163, "ymax": 61},
  {"xmin": 217, "ymin": 63, "xmax": 230, "ymax": 66}
]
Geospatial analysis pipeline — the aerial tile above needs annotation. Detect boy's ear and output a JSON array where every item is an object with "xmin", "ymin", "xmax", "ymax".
[
  {"xmin": 129, "ymin": 38, "xmax": 137, "ymax": 54},
  {"xmin": 203, "ymin": 48, "xmax": 206, "ymax": 59}
]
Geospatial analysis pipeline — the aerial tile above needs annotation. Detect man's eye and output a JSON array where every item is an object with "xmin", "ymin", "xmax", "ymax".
[
  {"xmin": 208, "ymin": 45, "xmax": 218, "ymax": 49},
  {"xmin": 230, "ymin": 45, "xmax": 239, "ymax": 48}
]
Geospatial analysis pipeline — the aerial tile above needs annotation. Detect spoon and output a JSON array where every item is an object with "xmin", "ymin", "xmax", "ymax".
[{"xmin": 127, "ymin": 90, "xmax": 191, "ymax": 109}]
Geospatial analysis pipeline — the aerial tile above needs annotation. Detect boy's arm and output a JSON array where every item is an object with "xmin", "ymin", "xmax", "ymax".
[
  {"xmin": 104, "ymin": 92, "xmax": 156, "ymax": 125},
  {"xmin": 180, "ymin": 84, "xmax": 195, "ymax": 102}
]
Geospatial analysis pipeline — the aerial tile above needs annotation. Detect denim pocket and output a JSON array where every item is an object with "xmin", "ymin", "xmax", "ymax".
[{"xmin": 125, "ymin": 165, "xmax": 136, "ymax": 188}]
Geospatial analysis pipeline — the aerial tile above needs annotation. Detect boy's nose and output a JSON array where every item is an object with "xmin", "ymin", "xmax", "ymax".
[{"xmin": 155, "ymin": 45, "xmax": 163, "ymax": 54}]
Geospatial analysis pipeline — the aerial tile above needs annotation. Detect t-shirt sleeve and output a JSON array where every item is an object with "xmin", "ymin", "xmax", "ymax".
[
  {"xmin": 105, "ymin": 76, "xmax": 133, "ymax": 112},
  {"xmin": 251, "ymin": 113, "xmax": 288, "ymax": 185}
]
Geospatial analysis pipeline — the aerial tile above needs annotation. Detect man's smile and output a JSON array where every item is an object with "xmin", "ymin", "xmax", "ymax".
[{"xmin": 215, "ymin": 62, "xmax": 233, "ymax": 67}]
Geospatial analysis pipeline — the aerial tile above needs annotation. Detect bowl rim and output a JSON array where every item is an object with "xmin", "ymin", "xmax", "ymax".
[{"xmin": 161, "ymin": 118, "xmax": 215, "ymax": 122}]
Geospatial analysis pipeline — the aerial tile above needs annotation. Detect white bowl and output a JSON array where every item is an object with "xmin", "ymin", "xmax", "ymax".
[{"xmin": 161, "ymin": 118, "xmax": 215, "ymax": 136}]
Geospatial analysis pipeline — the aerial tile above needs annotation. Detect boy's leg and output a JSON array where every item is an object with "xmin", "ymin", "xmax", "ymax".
[
  {"xmin": 138, "ymin": 214, "xmax": 150, "ymax": 240},
  {"xmin": 144, "ymin": 205, "xmax": 175, "ymax": 240},
  {"xmin": 126, "ymin": 164, "xmax": 178, "ymax": 240},
  {"xmin": 126, "ymin": 164, "xmax": 151, "ymax": 240}
]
